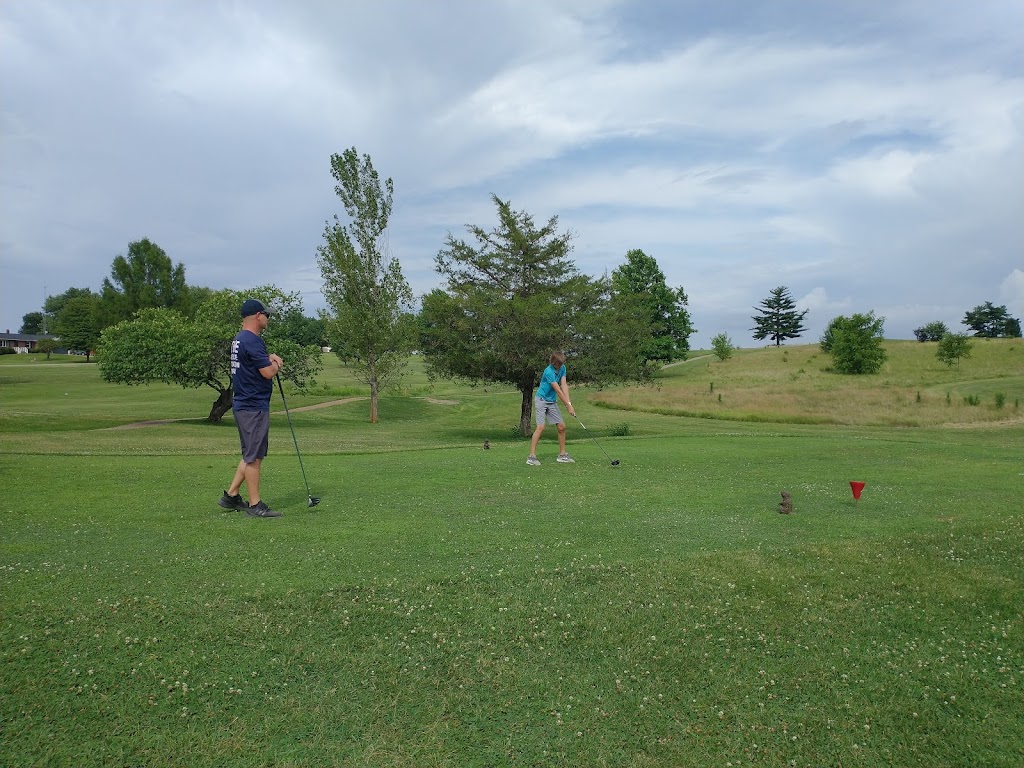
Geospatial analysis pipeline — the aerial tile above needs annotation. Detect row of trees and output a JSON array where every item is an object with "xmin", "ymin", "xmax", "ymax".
[
  {"xmin": 914, "ymin": 303, "xmax": 1022, "ymax": 341},
  {"xmin": 749, "ymin": 286, "xmax": 1020, "ymax": 351},
  {"xmin": 98, "ymin": 288, "xmax": 324, "ymax": 421},
  {"xmin": 748, "ymin": 292, "xmax": 1011, "ymax": 375},
  {"xmin": 24, "ymin": 146, "xmax": 1016, "ymax": 427},
  {"xmin": 19, "ymin": 241, "xmax": 327, "ymax": 420},
  {"xmin": 24, "ymin": 149, "xmax": 694, "ymax": 429},
  {"xmin": 20, "ymin": 240, "xmax": 208, "ymax": 360},
  {"xmin": 316, "ymin": 149, "xmax": 694, "ymax": 432},
  {"xmin": 21, "ymin": 240, "xmax": 329, "ymax": 358}
]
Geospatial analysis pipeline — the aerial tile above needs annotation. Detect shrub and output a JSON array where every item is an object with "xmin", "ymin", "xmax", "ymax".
[
  {"xmin": 710, "ymin": 333, "xmax": 734, "ymax": 362},
  {"xmin": 823, "ymin": 312, "xmax": 887, "ymax": 374},
  {"xmin": 0, "ymin": 347, "xmax": 16, "ymax": 355},
  {"xmin": 33, "ymin": 338, "xmax": 58, "ymax": 359},
  {"xmin": 994, "ymin": 393, "xmax": 1006, "ymax": 409},
  {"xmin": 936, "ymin": 333, "xmax": 973, "ymax": 369},
  {"xmin": 913, "ymin": 321, "xmax": 948, "ymax": 342},
  {"xmin": 963, "ymin": 394, "xmax": 980, "ymax": 406},
  {"xmin": 608, "ymin": 423, "xmax": 630, "ymax": 437}
]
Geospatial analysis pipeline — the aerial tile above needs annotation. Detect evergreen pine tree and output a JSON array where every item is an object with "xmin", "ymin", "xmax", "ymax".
[{"xmin": 751, "ymin": 286, "xmax": 809, "ymax": 346}]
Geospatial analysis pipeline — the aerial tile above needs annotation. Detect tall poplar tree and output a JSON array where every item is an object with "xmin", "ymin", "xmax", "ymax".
[{"xmin": 317, "ymin": 148, "xmax": 415, "ymax": 423}]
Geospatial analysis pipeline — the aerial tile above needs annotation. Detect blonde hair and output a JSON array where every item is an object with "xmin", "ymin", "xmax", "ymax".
[{"xmin": 549, "ymin": 351, "xmax": 566, "ymax": 367}]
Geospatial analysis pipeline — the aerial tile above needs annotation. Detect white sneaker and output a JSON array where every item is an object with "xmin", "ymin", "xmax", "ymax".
[
  {"xmin": 556, "ymin": 453, "xmax": 575, "ymax": 463},
  {"xmin": 526, "ymin": 455, "xmax": 541, "ymax": 466}
]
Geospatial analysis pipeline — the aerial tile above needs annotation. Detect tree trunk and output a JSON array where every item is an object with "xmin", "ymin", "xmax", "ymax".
[
  {"xmin": 208, "ymin": 387, "xmax": 233, "ymax": 423},
  {"xmin": 519, "ymin": 385, "xmax": 533, "ymax": 437},
  {"xmin": 370, "ymin": 377, "xmax": 379, "ymax": 424}
]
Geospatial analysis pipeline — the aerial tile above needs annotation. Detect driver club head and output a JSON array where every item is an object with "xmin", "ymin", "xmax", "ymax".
[
  {"xmin": 308, "ymin": 496, "xmax": 321, "ymax": 508},
  {"xmin": 611, "ymin": 460, "xmax": 620, "ymax": 466}
]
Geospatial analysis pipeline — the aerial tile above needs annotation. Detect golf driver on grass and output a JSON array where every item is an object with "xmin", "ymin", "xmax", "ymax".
[
  {"xmin": 276, "ymin": 375, "xmax": 321, "ymax": 507},
  {"xmin": 572, "ymin": 414, "xmax": 620, "ymax": 466}
]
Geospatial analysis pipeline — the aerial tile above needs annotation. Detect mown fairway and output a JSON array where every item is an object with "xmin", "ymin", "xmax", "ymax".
[{"xmin": 2, "ymin": 344, "xmax": 1022, "ymax": 767}]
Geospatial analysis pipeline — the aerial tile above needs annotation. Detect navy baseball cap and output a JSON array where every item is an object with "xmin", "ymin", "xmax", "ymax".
[{"xmin": 240, "ymin": 298, "xmax": 272, "ymax": 318}]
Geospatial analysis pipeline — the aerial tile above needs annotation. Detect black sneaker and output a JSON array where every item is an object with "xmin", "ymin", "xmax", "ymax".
[
  {"xmin": 218, "ymin": 491, "xmax": 248, "ymax": 511},
  {"xmin": 246, "ymin": 500, "xmax": 281, "ymax": 518}
]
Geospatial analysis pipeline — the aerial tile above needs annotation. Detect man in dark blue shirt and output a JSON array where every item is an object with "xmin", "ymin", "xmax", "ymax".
[{"xmin": 218, "ymin": 298, "xmax": 285, "ymax": 517}]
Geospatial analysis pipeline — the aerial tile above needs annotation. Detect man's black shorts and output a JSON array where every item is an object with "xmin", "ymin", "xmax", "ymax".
[{"xmin": 234, "ymin": 409, "xmax": 269, "ymax": 463}]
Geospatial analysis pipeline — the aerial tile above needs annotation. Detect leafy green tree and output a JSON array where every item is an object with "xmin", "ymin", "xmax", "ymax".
[
  {"xmin": 420, "ymin": 195, "xmax": 651, "ymax": 436},
  {"xmin": 819, "ymin": 316, "xmax": 841, "ymax": 353},
  {"xmin": 963, "ymin": 301, "xmax": 1022, "ymax": 338},
  {"xmin": 913, "ymin": 321, "xmax": 948, "ymax": 342},
  {"xmin": 751, "ymin": 286, "xmax": 809, "ymax": 346},
  {"xmin": 823, "ymin": 311, "xmax": 887, "ymax": 374},
  {"xmin": 19, "ymin": 312, "xmax": 45, "ymax": 334},
  {"xmin": 275, "ymin": 309, "xmax": 328, "ymax": 349},
  {"xmin": 34, "ymin": 337, "xmax": 58, "ymax": 359},
  {"xmin": 611, "ymin": 249, "xmax": 694, "ymax": 362},
  {"xmin": 98, "ymin": 287, "xmax": 322, "ymax": 422},
  {"xmin": 44, "ymin": 287, "xmax": 97, "ymax": 333},
  {"xmin": 317, "ymin": 148, "xmax": 415, "ymax": 423},
  {"xmin": 56, "ymin": 294, "xmax": 102, "ymax": 361},
  {"xmin": 100, "ymin": 238, "xmax": 190, "ymax": 326},
  {"xmin": 711, "ymin": 333, "xmax": 734, "ymax": 362},
  {"xmin": 178, "ymin": 285, "xmax": 215, "ymax": 320},
  {"xmin": 936, "ymin": 332, "xmax": 973, "ymax": 369}
]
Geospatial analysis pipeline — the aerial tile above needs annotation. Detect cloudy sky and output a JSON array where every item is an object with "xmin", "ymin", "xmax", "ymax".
[{"xmin": 2, "ymin": 0, "xmax": 1022, "ymax": 347}]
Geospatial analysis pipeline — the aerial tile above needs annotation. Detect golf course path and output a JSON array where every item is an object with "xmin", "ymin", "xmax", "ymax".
[
  {"xmin": 662, "ymin": 354, "xmax": 712, "ymax": 368},
  {"xmin": 282, "ymin": 396, "xmax": 366, "ymax": 412}
]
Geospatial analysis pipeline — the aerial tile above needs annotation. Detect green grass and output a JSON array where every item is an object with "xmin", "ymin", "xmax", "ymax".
[
  {"xmin": 2, "ymin": 352, "xmax": 1023, "ymax": 766},
  {"xmin": 597, "ymin": 339, "xmax": 1024, "ymax": 427}
]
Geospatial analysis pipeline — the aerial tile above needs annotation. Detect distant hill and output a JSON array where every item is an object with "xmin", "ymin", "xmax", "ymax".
[{"xmin": 592, "ymin": 339, "xmax": 1024, "ymax": 428}]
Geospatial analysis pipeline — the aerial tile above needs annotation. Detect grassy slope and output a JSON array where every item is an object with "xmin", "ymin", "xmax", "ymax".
[
  {"xmin": 1, "ymin": 348, "xmax": 1022, "ymax": 766},
  {"xmin": 595, "ymin": 339, "xmax": 1024, "ymax": 427}
]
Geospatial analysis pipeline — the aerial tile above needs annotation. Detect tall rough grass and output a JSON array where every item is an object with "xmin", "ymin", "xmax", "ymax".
[{"xmin": 594, "ymin": 340, "xmax": 1024, "ymax": 427}]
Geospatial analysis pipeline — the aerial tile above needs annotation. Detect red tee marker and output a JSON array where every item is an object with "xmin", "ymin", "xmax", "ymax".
[{"xmin": 850, "ymin": 481, "xmax": 866, "ymax": 501}]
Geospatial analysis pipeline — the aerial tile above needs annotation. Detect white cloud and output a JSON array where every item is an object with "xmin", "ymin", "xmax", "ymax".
[
  {"xmin": 828, "ymin": 150, "xmax": 927, "ymax": 199},
  {"xmin": 999, "ymin": 269, "xmax": 1024, "ymax": 320},
  {"xmin": 1, "ymin": 0, "xmax": 1021, "ymax": 349},
  {"xmin": 797, "ymin": 287, "xmax": 849, "ymax": 315}
]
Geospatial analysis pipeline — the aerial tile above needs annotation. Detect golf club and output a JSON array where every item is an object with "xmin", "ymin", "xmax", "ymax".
[
  {"xmin": 572, "ymin": 413, "xmax": 620, "ymax": 466},
  {"xmin": 275, "ymin": 375, "xmax": 321, "ymax": 507}
]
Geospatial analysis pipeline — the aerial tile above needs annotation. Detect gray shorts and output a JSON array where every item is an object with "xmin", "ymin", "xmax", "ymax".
[
  {"xmin": 535, "ymin": 397, "xmax": 564, "ymax": 426},
  {"xmin": 234, "ymin": 409, "xmax": 269, "ymax": 463}
]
